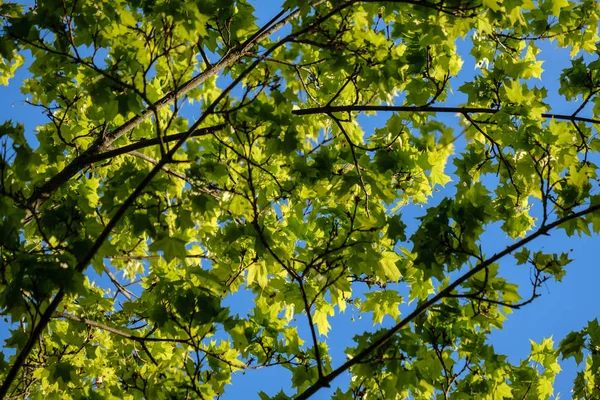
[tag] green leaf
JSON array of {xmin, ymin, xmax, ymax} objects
[
  {"xmin": 361, "ymin": 290, "xmax": 402, "ymax": 324},
  {"xmin": 550, "ymin": 0, "xmax": 569, "ymax": 16},
  {"xmin": 387, "ymin": 214, "xmax": 407, "ymax": 243},
  {"xmin": 559, "ymin": 331, "xmax": 586, "ymax": 364},
  {"xmin": 514, "ymin": 248, "xmax": 530, "ymax": 265},
  {"xmin": 246, "ymin": 261, "xmax": 268, "ymax": 288},
  {"xmin": 313, "ymin": 303, "xmax": 334, "ymax": 336},
  {"xmin": 378, "ymin": 251, "xmax": 401, "ymax": 281},
  {"xmin": 50, "ymin": 362, "xmax": 75, "ymax": 385},
  {"xmin": 504, "ymin": 81, "xmax": 524, "ymax": 103},
  {"xmin": 149, "ymin": 234, "xmax": 188, "ymax": 262},
  {"xmin": 493, "ymin": 382, "xmax": 513, "ymax": 400}
]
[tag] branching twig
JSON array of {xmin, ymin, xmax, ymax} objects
[
  {"xmin": 0, "ymin": 4, "xmax": 325, "ymax": 395},
  {"xmin": 292, "ymin": 105, "xmax": 600, "ymax": 125},
  {"xmin": 53, "ymin": 311, "xmax": 190, "ymax": 344},
  {"xmin": 103, "ymin": 264, "xmax": 135, "ymax": 301},
  {"xmin": 329, "ymin": 114, "xmax": 370, "ymax": 216},
  {"xmin": 296, "ymin": 202, "xmax": 600, "ymax": 399},
  {"xmin": 24, "ymin": 5, "xmax": 307, "ymax": 213}
]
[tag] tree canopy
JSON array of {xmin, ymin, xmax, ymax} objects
[{"xmin": 1, "ymin": 0, "xmax": 600, "ymax": 398}]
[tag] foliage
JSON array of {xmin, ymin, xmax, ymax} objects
[{"xmin": 0, "ymin": 0, "xmax": 600, "ymax": 398}]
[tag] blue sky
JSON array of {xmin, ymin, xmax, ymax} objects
[{"xmin": 0, "ymin": 1, "xmax": 599, "ymax": 399}]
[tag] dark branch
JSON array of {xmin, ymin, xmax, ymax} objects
[
  {"xmin": 54, "ymin": 312, "xmax": 190, "ymax": 344},
  {"xmin": 0, "ymin": 4, "xmax": 315, "ymax": 396},
  {"xmin": 296, "ymin": 202, "xmax": 600, "ymax": 399},
  {"xmin": 24, "ymin": 4, "xmax": 304, "ymax": 212},
  {"xmin": 87, "ymin": 125, "xmax": 225, "ymax": 164},
  {"xmin": 292, "ymin": 105, "xmax": 600, "ymax": 125}
]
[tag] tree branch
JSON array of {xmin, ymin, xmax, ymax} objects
[
  {"xmin": 24, "ymin": 4, "xmax": 304, "ymax": 211},
  {"xmin": 292, "ymin": 105, "xmax": 600, "ymax": 125},
  {"xmin": 329, "ymin": 114, "xmax": 370, "ymax": 216},
  {"xmin": 54, "ymin": 311, "xmax": 190, "ymax": 344},
  {"xmin": 55, "ymin": 312, "xmax": 253, "ymax": 371},
  {"xmin": 0, "ymin": 2, "xmax": 331, "ymax": 396},
  {"xmin": 124, "ymin": 150, "xmax": 187, "ymax": 181},
  {"xmin": 86, "ymin": 124, "xmax": 225, "ymax": 164},
  {"xmin": 103, "ymin": 264, "xmax": 135, "ymax": 302},
  {"xmin": 295, "ymin": 202, "xmax": 600, "ymax": 399}
]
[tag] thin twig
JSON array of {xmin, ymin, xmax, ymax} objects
[
  {"xmin": 103, "ymin": 264, "xmax": 135, "ymax": 301},
  {"xmin": 329, "ymin": 114, "xmax": 370, "ymax": 216}
]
